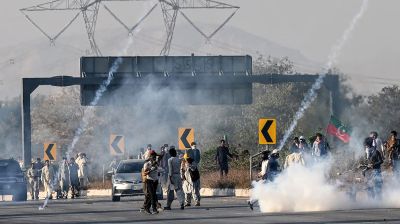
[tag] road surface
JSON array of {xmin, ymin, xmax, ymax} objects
[{"xmin": 0, "ymin": 196, "xmax": 399, "ymax": 223}]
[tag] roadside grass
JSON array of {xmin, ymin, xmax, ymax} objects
[{"xmin": 200, "ymin": 169, "xmax": 251, "ymax": 189}]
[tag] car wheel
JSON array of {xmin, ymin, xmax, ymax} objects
[
  {"xmin": 112, "ymin": 195, "xmax": 120, "ymax": 202},
  {"xmin": 111, "ymin": 188, "xmax": 120, "ymax": 202}
]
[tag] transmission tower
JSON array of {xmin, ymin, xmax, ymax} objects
[
  {"xmin": 159, "ymin": 0, "xmax": 239, "ymax": 55},
  {"xmin": 21, "ymin": 0, "xmax": 239, "ymax": 56}
]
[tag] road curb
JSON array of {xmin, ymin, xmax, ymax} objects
[
  {"xmin": 24, "ymin": 188, "xmax": 249, "ymax": 200},
  {"xmin": 87, "ymin": 188, "xmax": 250, "ymax": 197}
]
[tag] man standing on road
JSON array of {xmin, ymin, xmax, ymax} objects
[
  {"xmin": 68, "ymin": 157, "xmax": 80, "ymax": 199},
  {"xmin": 142, "ymin": 151, "xmax": 160, "ymax": 214},
  {"xmin": 159, "ymin": 144, "xmax": 170, "ymax": 196},
  {"xmin": 27, "ymin": 162, "xmax": 40, "ymax": 200},
  {"xmin": 164, "ymin": 146, "xmax": 185, "ymax": 210},
  {"xmin": 187, "ymin": 142, "xmax": 201, "ymax": 165},
  {"xmin": 59, "ymin": 157, "xmax": 70, "ymax": 199},
  {"xmin": 182, "ymin": 157, "xmax": 201, "ymax": 207},
  {"xmin": 41, "ymin": 160, "xmax": 54, "ymax": 200},
  {"xmin": 365, "ymin": 137, "xmax": 384, "ymax": 200},
  {"xmin": 215, "ymin": 139, "xmax": 234, "ymax": 178},
  {"xmin": 370, "ymin": 131, "xmax": 385, "ymax": 157},
  {"xmin": 76, "ymin": 153, "xmax": 89, "ymax": 193}
]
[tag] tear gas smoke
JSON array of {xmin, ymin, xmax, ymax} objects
[
  {"xmin": 251, "ymin": 161, "xmax": 400, "ymax": 213},
  {"xmin": 67, "ymin": 0, "xmax": 156, "ymax": 158},
  {"xmin": 67, "ymin": 38, "xmax": 132, "ymax": 158},
  {"xmin": 250, "ymin": 0, "xmax": 384, "ymax": 214},
  {"xmin": 39, "ymin": 1, "xmax": 155, "ymax": 210},
  {"xmin": 278, "ymin": 0, "xmax": 369, "ymax": 151}
]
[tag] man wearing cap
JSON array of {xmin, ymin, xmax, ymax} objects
[
  {"xmin": 143, "ymin": 150, "xmax": 160, "ymax": 214},
  {"xmin": 266, "ymin": 150, "xmax": 281, "ymax": 181},
  {"xmin": 182, "ymin": 157, "xmax": 201, "ymax": 207}
]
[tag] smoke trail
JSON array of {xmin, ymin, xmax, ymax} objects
[
  {"xmin": 38, "ymin": 0, "xmax": 156, "ymax": 210},
  {"xmin": 39, "ymin": 38, "xmax": 132, "ymax": 211},
  {"xmin": 277, "ymin": 0, "xmax": 369, "ymax": 150}
]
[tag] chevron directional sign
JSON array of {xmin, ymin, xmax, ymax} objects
[
  {"xmin": 110, "ymin": 134, "xmax": 125, "ymax": 156},
  {"xmin": 259, "ymin": 119, "xmax": 276, "ymax": 145},
  {"xmin": 178, "ymin": 128, "xmax": 194, "ymax": 150}
]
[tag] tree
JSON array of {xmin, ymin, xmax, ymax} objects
[{"xmin": 0, "ymin": 97, "xmax": 21, "ymax": 159}]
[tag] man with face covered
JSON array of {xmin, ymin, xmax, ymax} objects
[{"xmin": 186, "ymin": 142, "xmax": 201, "ymax": 165}]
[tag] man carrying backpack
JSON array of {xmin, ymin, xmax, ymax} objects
[{"xmin": 182, "ymin": 157, "xmax": 201, "ymax": 207}]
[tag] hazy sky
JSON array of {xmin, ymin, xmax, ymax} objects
[{"xmin": 1, "ymin": 0, "xmax": 399, "ymax": 93}]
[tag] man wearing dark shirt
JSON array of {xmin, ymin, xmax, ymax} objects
[
  {"xmin": 365, "ymin": 137, "xmax": 384, "ymax": 200},
  {"xmin": 215, "ymin": 139, "xmax": 233, "ymax": 178}
]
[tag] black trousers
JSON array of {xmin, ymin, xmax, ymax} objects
[
  {"xmin": 144, "ymin": 179, "xmax": 158, "ymax": 210},
  {"xmin": 219, "ymin": 163, "xmax": 229, "ymax": 177}
]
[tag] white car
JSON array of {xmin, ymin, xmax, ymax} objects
[{"xmin": 111, "ymin": 159, "xmax": 162, "ymax": 202}]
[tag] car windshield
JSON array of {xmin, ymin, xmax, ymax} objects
[
  {"xmin": 116, "ymin": 162, "xmax": 144, "ymax": 173},
  {"xmin": 0, "ymin": 161, "xmax": 22, "ymax": 177}
]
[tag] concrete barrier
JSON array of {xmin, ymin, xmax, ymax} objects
[{"xmin": 200, "ymin": 188, "xmax": 250, "ymax": 197}]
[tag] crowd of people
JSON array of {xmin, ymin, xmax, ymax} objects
[
  {"xmin": 139, "ymin": 142, "xmax": 202, "ymax": 215},
  {"xmin": 26, "ymin": 152, "xmax": 90, "ymax": 200}
]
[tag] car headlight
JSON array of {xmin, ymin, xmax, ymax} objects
[{"xmin": 113, "ymin": 179, "xmax": 122, "ymax": 184}]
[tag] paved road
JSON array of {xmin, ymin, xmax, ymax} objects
[{"xmin": 0, "ymin": 196, "xmax": 400, "ymax": 224}]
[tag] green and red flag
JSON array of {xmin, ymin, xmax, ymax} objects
[{"xmin": 327, "ymin": 116, "xmax": 351, "ymax": 143}]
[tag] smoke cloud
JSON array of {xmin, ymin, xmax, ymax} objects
[
  {"xmin": 251, "ymin": 160, "xmax": 400, "ymax": 213},
  {"xmin": 278, "ymin": 0, "xmax": 370, "ymax": 150}
]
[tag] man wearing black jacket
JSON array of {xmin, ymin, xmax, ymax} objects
[
  {"xmin": 365, "ymin": 137, "xmax": 384, "ymax": 200},
  {"xmin": 215, "ymin": 139, "xmax": 233, "ymax": 178}
]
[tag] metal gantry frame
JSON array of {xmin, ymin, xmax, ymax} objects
[
  {"xmin": 20, "ymin": 0, "xmax": 239, "ymax": 56},
  {"xmin": 21, "ymin": 74, "xmax": 340, "ymax": 168}
]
